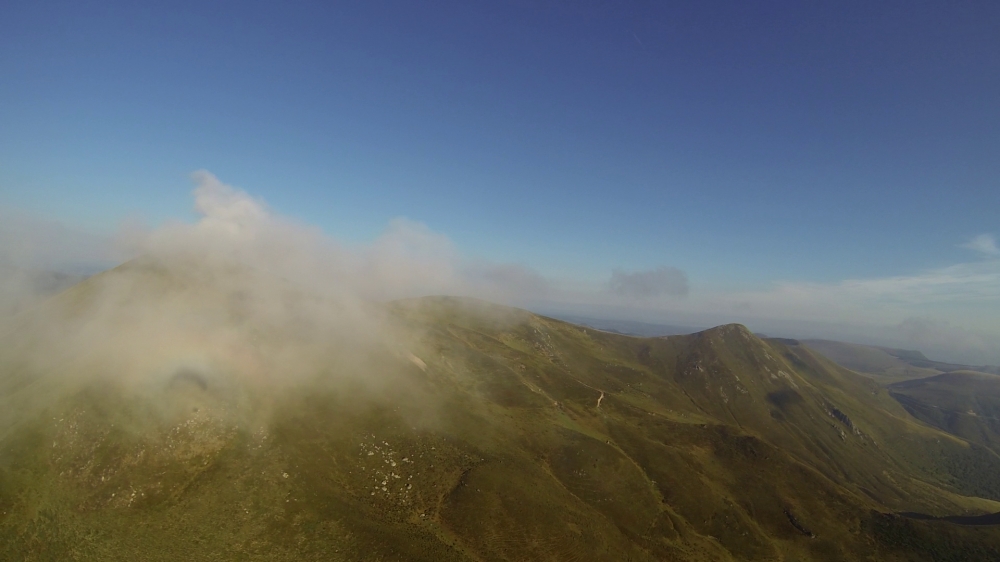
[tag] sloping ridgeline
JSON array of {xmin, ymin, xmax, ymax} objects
[
  {"xmin": 2, "ymin": 264, "xmax": 1000, "ymax": 560},
  {"xmin": 890, "ymin": 371, "xmax": 1000, "ymax": 461}
]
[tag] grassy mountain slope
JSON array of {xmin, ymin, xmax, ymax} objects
[
  {"xmin": 890, "ymin": 371, "xmax": 1000, "ymax": 456},
  {"xmin": 801, "ymin": 340, "xmax": 943, "ymax": 384},
  {"xmin": 2, "ymin": 264, "xmax": 1000, "ymax": 561}
]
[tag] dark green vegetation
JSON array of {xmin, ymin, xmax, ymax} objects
[{"xmin": 3, "ymin": 266, "xmax": 1000, "ymax": 560}]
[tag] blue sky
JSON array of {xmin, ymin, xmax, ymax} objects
[{"xmin": 1, "ymin": 1, "xmax": 999, "ymax": 361}]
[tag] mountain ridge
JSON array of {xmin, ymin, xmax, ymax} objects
[
  {"xmin": 803, "ymin": 339, "xmax": 1000, "ymax": 385},
  {"xmin": 2, "ymin": 266, "xmax": 1000, "ymax": 560}
]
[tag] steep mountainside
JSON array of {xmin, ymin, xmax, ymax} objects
[{"xmin": 2, "ymin": 263, "xmax": 1000, "ymax": 561}]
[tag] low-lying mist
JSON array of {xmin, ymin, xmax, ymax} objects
[{"xmin": 0, "ymin": 172, "xmax": 541, "ymax": 435}]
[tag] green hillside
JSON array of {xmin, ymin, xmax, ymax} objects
[
  {"xmin": 890, "ymin": 371, "xmax": 1000, "ymax": 457},
  {"xmin": 3, "ymin": 263, "xmax": 1000, "ymax": 561}
]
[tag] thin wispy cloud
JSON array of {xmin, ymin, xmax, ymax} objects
[
  {"xmin": 682, "ymin": 254, "xmax": 1000, "ymax": 363},
  {"xmin": 547, "ymin": 245, "xmax": 1000, "ymax": 364},
  {"xmin": 773, "ymin": 261, "xmax": 1000, "ymax": 307},
  {"xmin": 715, "ymin": 259, "xmax": 1000, "ymax": 333},
  {"xmin": 962, "ymin": 233, "xmax": 1000, "ymax": 258}
]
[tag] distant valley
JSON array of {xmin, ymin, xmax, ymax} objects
[{"xmin": 802, "ymin": 339, "xmax": 1000, "ymax": 385}]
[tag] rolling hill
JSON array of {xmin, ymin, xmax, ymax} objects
[
  {"xmin": 890, "ymin": 371, "xmax": 1000, "ymax": 457},
  {"xmin": 803, "ymin": 339, "xmax": 999, "ymax": 385},
  {"xmin": 2, "ymin": 260, "xmax": 1000, "ymax": 560}
]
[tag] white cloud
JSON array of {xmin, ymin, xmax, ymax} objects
[
  {"xmin": 961, "ymin": 233, "xmax": 1000, "ymax": 258},
  {"xmin": 128, "ymin": 171, "xmax": 550, "ymax": 305},
  {"xmin": 0, "ymin": 171, "xmax": 564, "ymax": 432}
]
